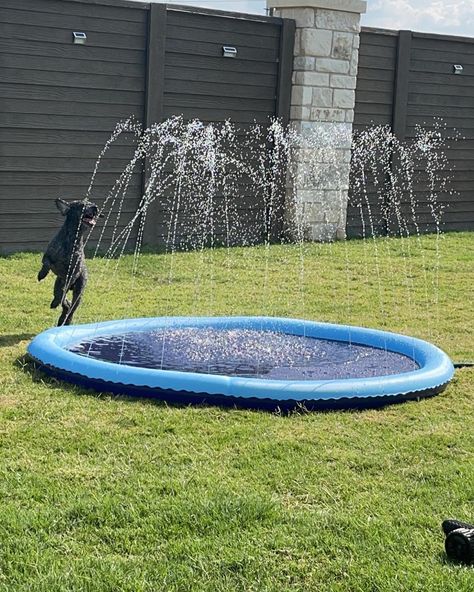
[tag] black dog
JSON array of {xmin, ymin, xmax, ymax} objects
[{"xmin": 38, "ymin": 198, "xmax": 101, "ymax": 326}]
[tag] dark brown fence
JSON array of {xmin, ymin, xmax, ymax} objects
[
  {"xmin": 0, "ymin": 0, "xmax": 294, "ymax": 253},
  {"xmin": 348, "ymin": 27, "xmax": 474, "ymax": 237},
  {"xmin": 2, "ymin": 2, "xmax": 473, "ymax": 252}
]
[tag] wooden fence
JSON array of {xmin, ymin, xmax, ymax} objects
[
  {"xmin": 0, "ymin": 0, "xmax": 294, "ymax": 253},
  {"xmin": 348, "ymin": 27, "xmax": 474, "ymax": 237},
  {"xmin": 1, "ymin": 2, "xmax": 473, "ymax": 252}
]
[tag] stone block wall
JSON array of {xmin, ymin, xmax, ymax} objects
[{"xmin": 268, "ymin": 0, "xmax": 366, "ymax": 241}]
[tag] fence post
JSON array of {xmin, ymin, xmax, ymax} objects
[
  {"xmin": 385, "ymin": 30, "xmax": 412, "ymax": 234},
  {"xmin": 276, "ymin": 19, "xmax": 296, "ymax": 126},
  {"xmin": 392, "ymin": 30, "xmax": 412, "ymax": 140},
  {"xmin": 142, "ymin": 3, "xmax": 167, "ymax": 248},
  {"xmin": 271, "ymin": 18, "xmax": 296, "ymax": 241}
]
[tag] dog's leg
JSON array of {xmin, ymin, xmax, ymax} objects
[
  {"xmin": 58, "ymin": 300, "xmax": 71, "ymax": 326},
  {"xmin": 50, "ymin": 276, "xmax": 70, "ymax": 308},
  {"xmin": 51, "ymin": 276, "xmax": 68, "ymax": 309},
  {"xmin": 38, "ymin": 257, "xmax": 51, "ymax": 281},
  {"xmin": 60, "ymin": 275, "xmax": 87, "ymax": 326},
  {"xmin": 55, "ymin": 276, "xmax": 72, "ymax": 326}
]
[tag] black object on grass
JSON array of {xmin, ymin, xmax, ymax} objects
[
  {"xmin": 442, "ymin": 520, "xmax": 474, "ymax": 564},
  {"xmin": 445, "ymin": 529, "xmax": 474, "ymax": 563},
  {"xmin": 442, "ymin": 519, "xmax": 474, "ymax": 535}
]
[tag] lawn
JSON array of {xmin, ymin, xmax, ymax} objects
[{"xmin": 0, "ymin": 232, "xmax": 473, "ymax": 591}]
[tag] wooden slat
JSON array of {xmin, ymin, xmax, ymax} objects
[
  {"xmin": 408, "ymin": 73, "xmax": 474, "ymax": 90},
  {"xmin": 352, "ymin": 80, "xmax": 394, "ymax": 94},
  {"xmin": 0, "ymin": 7, "xmax": 147, "ymax": 37},
  {"xmin": 0, "ymin": 113, "xmax": 141, "ymax": 132},
  {"xmin": 0, "ymin": 172, "xmax": 142, "ymax": 186},
  {"xmin": 406, "ymin": 116, "xmax": 474, "ymax": 131},
  {"xmin": 410, "ymin": 59, "xmax": 474, "ymax": 75},
  {"xmin": 0, "ymin": 38, "xmax": 145, "ymax": 65},
  {"xmin": 359, "ymin": 31, "xmax": 398, "ymax": 47},
  {"xmin": 353, "ymin": 114, "xmax": 394, "ymax": 126},
  {"xmin": 1, "ymin": 99, "xmax": 143, "ymax": 119},
  {"xmin": 165, "ymin": 38, "xmax": 279, "ymax": 63},
  {"xmin": 407, "ymin": 104, "xmax": 474, "ymax": 120},
  {"xmin": 166, "ymin": 9, "xmax": 280, "ymax": 38},
  {"xmin": 165, "ymin": 52, "xmax": 278, "ymax": 76},
  {"xmin": 411, "ymin": 48, "xmax": 474, "ymax": 66},
  {"xmin": 0, "ymin": 211, "xmax": 140, "ymax": 229},
  {"xmin": 0, "ymin": 156, "xmax": 141, "ymax": 173},
  {"xmin": 165, "ymin": 65, "xmax": 277, "ymax": 88},
  {"xmin": 0, "ymin": 22, "xmax": 146, "ymax": 51},
  {"xmin": 0, "ymin": 143, "xmax": 139, "ymax": 159},
  {"xmin": 161, "ymin": 108, "xmax": 275, "ymax": 123},
  {"xmin": 1, "ymin": 185, "xmax": 142, "ymax": 200},
  {"xmin": 3, "ymin": 53, "xmax": 144, "ymax": 78},
  {"xmin": 166, "ymin": 78, "xmax": 276, "ymax": 100},
  {"xmin": 408, "ymin": 92, "xmax": 474, "ymax": 109},
  {"xmin": 163, "ymin": 93, "xmax": 275, "ymax": 113},
  {"xmin": 0, "ymin": 195, "xmax": 267, "ymax": 214},
  {"xmin": 356, "ymin": 70, "xmax": 395, "ymax": 82},
  {"xmin": 359, "ymin": 43, "xmax": 396, "ymax": 59},
  {"xmin": 1, "ymin": 0, "xmax": 148, "ymax": 20},
  {"xmin": 0, "ymin": 83, "xmax": 144, "ymax": 106},
  {"xmin": 0, "ymin": 128, "xmax": 141, "ymax": 146},
  {"xmin": 0, "ymin": 226, "xmax": 139, "ymax": 244},
  {"xmin": 353, "ymin": 102, "xmax": 393, "ymax": 115},
  {"xmin": 166, "ymin": 24, "xmax": 279, "ymax": 50},
  {"xmin": 0, "ymin": 67, "xmax": 144, "ymax": 92},
  {"xmin": 411, "ymin": 32, "xmax": 474, "ymax": 50},
  {"xmin": 357, "ymin": 55, "xmax": 396, "ymax": 71}
]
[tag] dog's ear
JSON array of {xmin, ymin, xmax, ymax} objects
[{"xmin": 55, "ymin": 198, "xmax": 70, "ymax": 216}]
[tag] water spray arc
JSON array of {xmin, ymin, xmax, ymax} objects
[{"xmin": 28, "ymin": 116, "xmax": 455, "ymax": 410}]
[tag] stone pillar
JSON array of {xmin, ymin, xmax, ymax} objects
[{"xmin": 268, "ymin": 0, "xmax": 367, "ymax": 241}]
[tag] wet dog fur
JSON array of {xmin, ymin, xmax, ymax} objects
[{"xmin": 38, "ymin": 198, "xmax": 100, "ymax": 325}]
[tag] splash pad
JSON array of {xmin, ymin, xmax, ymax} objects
[
  {"xmin": 28, "ymin": 117, "xmax": 455, "ymax": 410},
  {"xmin": 28, "ymin": 317, "xmax": 454, "ymax": 410}
]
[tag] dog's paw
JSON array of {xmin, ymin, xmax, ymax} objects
[
  {"xmin": 37, "ymin": 266, "xmax": 49, "ymax": 281},
  {"xmin": 50, "ymin": 299, "xmax": 60, "ymax": 309}
]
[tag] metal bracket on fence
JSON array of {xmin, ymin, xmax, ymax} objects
[
  {"xmin": 73, "ymin": 32, "xmax": 87, "ymax": 45},
  {"xmin": 222, "ymin": 46, "xmax": 237, "ymax": 58},
  {"xmin": 453, "ymin": 64, "xmax": 463, "ymax": 74}
]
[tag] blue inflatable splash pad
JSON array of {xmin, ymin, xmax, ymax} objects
[{"xmin": 27, "ymin": 316, "xmax": 454, "ymax": 410}]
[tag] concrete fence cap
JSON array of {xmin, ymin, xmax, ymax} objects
[{"xmin": 267, "ymin": 0, "xmax": 367, "ymax": 14}]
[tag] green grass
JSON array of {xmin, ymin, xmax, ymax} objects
[{"xmin": 0, "ymin": 232, "xmax": 473, "ymax": 591}]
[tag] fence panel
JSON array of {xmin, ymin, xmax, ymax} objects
[
  {"xmin": 0, "ymin": 0, "xmax": 294, "ymax": 254},
  {"xmin": 349, "ymin": 27, "xmax": 474, "ymax": 238},
  {"xmin": 0, "ymin": 0, "xmax": 147, "ymax": 253},
  {"xmin": 143, "ymin": 5, "xmax": 293, "ymax": 248},
  {"xmin": 347, "ymin": 29, "xmax": 397, "ymax": 238},
  {"xmin": 405, "ymin": 32, "xmax": 474, "ymax": 233}
]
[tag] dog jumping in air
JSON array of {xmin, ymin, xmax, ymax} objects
[{"xmin": 38, "ymin": 198, "xmax": 101, "ymax": 326}]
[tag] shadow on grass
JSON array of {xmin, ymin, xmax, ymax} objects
[
  {"xmin": 16, "ymin": 349, "xmax": 398, "ymax": 417},
  {"xmin": 14, "ymin": 354, "xmax": 322, "ymax": 417},
  {"xmin": 436, "ymin": 550, "xmax": 472, "ymax": 568},
  {"xmin": 15, "ymin": 352, "xmax": 400, "ymax": 416},
  {"xmin": 14, "ymin": 353, "xmax": 244, "ymax": 414},
  {"xmin": 0, "ymin": 333, "xmax": 36, "ymax": 348}
]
